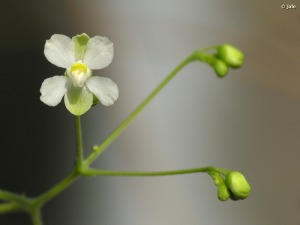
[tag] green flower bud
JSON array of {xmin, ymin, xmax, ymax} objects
[
  {"xmin": 208, "ymin": 172, "xmax": 230, "ymax": 201},
  {"xmin": 217, "ymin": 44, "xmax": 244, "ymax": 68},
  {"xmin": 217, "ymin": 183, "xmax": 230, "ymax": 201},
  {"xmin": 225, "ymin": 171, "xmax": 250, "ymax": 199},
  {"xmin": 212, "ymin": 59, "xmax": 228, "ymax": 77}
]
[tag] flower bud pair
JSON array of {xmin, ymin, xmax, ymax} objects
[
  {"xmin": 216, "ymin": 44, "xmax": 244, "ymax": 68},
  {"xmin": 213, "ymin": 44, "xmax": 244, "ymax": 77},
  {"xmin": 209, "ymin": 172, "xmax": 230, "ymax": 201},
  {"xmin": 209, "ymin": 170, "xmax": 250, "ymax": 201}
]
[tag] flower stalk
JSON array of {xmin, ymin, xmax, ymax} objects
[
  {"xmin": 74, "ymin": 116, "xmax": 84, "ymax": 167},
  {"xmin": 81, "ymin": 166, "xmax": 219, "ymax": 177}
]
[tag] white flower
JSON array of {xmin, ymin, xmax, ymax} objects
[{"xmin": 40, "ymin": 33, "xmax": 119, "ymax": 115}]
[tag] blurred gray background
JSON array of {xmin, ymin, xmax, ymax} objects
[{"xmin": 1, "ymin": 0, "xmax": 300, "ymax": 224}]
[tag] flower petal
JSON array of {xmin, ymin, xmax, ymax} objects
[
  {"xmin": 40, "ymin": 76, "xmax": 71, "ymax": 106},
  {"xmin": 83, "ymin": 36, "xmax": 114, "ymax": 70},
  {"xmin": 86, "ymin": 76, "xmax": 119, "ymax": 106},
  {"xmin": 64, "ymin": 86, "xmax": 93, "ymax": 115},
  {"xmin": 44, "ymin": 34, "xmax": 75, "ymax": 68}
]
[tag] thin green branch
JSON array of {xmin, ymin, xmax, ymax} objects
[
  {"xmin": 0, "ymin": 202, "xmax": 22, "ymax": 214},
  {"xmin": 0, "ymin": 190, "xmax": 28, "ymax": 207},
  {"xmin": 84, "ymin": 53, "xmax": 198, "ymax": 167},
  {"xmin": 32, "ymin": 171, "xmax": 79, "ymax": 208},
  {"xmin": 81, "ymin": 166, "xmax": 222, "ymax": 177},
  {"xmin": 29, "ymin": 116, "xmax": 85, "ymax": 209}
]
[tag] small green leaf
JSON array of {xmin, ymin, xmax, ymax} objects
[
  {"xmin": 64, "ymin": 86, "xmax": 93, "ymax": 115},
  {"xmin": 72, "ymin": 33, "xmax": 90, "ymax": 61}
]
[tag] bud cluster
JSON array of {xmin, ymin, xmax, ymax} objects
[
  {"xmin": 209, "ymin": 170, "xmax": 250, "ymax": 201},
  {"xmin": 192, "ymin": 44, "xmax": 244, "ymax": 78},
  {"xmin": 213, "ymin": 44, "xmax": 244, "ymax": 77}
]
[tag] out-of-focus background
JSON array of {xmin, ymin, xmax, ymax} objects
[{"xmin": 1, "ymin": 0, "xmax": 300, "ymax": 224}]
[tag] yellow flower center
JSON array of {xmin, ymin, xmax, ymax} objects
[
  {"xmin": 69, "ymin": 61, "xmax": 89, "ymax": 87},
  {"xmin": 70, "ymin": 61, "xmax": 88, "ymax": 76}
]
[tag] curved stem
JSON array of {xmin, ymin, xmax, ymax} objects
[{"xmin": 84, "ymin": 53, "xmax": 196, "ymax": 166}]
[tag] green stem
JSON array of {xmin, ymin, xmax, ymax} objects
[
  {"xmin": 0, "ymin": 202, "xmax": 21, "ymax": 214},
  {"xmin": 74, "ymin": 116, "xmax": 84, "ymax": 166},
  {"xmin": 0, "ymin": 190, "xmax": 28, "ymax": 207},
  {"xmin": 84, "ymin": 53, "xmax": 197, "ymax": 166},
  {"xmin": 81, "ymin": 166, "xmax": 222, "ymax": 177},
  {"xmin": 23, "ymin": 116, "xmax": 85, "ymax": 224},
  {"xmin": 30, "ymin": 208, "xmax": 42, "ymax": 225},
  {"xmin": 32, "ymin": 171, "xmax": 78, "ymax": 208}
]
